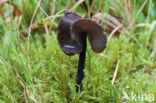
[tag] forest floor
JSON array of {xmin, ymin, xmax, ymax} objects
[{"xmin": 0, "ymin": 0, "xmax": 156, "ymax": 103}]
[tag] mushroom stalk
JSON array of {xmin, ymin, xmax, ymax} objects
[{"xmin": 76, "ymin": 34, "xmax": 87, "ymax": 92}]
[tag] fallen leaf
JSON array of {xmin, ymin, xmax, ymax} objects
[
  {"xmin": 92, "ymin": 13, "xmax": 127, "ymax": 35},
  {"xmin": 0, "ymin": 0, "xmax": 22, "ymax": 18}
]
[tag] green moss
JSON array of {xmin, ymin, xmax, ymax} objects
[{"xmin": 0, "ymin": 0, "xmax": 156, "ymax": 102}]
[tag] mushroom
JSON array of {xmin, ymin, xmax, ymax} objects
[{"xmin": 57, "ymin": 12, "xmax": 107, "ymax": 92}]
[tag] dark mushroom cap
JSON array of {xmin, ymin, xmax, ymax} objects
[
  {"xmin": 70, "ymin": 19, "xmax": 107, "ymax": 53},
  {"xmin": 57, "ymin": 12, "xmax": 82, "ymax": 55}
]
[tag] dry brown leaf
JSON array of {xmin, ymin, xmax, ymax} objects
[
  {"xmin": 92, "ymin": 13, "xmax": 126, "ymax": 35},
  {"xmin": 0, "ymin": 0, "xmax": 22, "ymax": 18},
  {"xmin": 105, "ymin": 14, "xmax": 130, "ymax": 35},
  {"xmin": 0, "ymin": 0, "xmax": 22, "ymax": 31},
  {"xmin": 104, "ymin": 14, "xmax": 123, "ymax": 27}
]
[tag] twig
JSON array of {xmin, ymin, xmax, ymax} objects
[
  {"xmin": 125, "ymin": 0, "xmax": 131, "ymax": 23},
  {"xmin": 98, "ymin": 0, "xmax": 102, "ymax": 12},
  {"xmin": 44, "ymin": 23, "xmax": 50, "ymax": 36},
  {"xmin": 48, "ymin": 9, "xmax": 66, "ymax": 20},
  {"xmin": 51, "ymin": 0, "xmax": 56, "ymax": 15},
  {"xmin": 70, "ymin": 0, "xmax": 85, "ymax": 12},
  {"xmin": 27, "ymin": 0, "xmax": 41, "ymax": 67},
  {"xmin": 127, "ymin": 0, "xmax": 148, "ymax": 30},
  {"xmin": 89, "ymin": 0, "xmax": 94, "ymax": 14},
  {"xmin": 135, "ymin": 23, "xmax": 151, "ymax": 28},
  {"xmin": 65, "ymin": 0, "xmax": 71, "ymax": 9},
  {"xmin": 48, "ymin": 9, "xmax": 66, "ymax": 33},
  {"xmin": 108, "ymin": 24, "xmax": 123, "ymax": 43},
  {"xmin": 10, "ymin": 60, "xmax": 26, "ymax": 89},
  {"xmin": 112, "ymin": 60, "xmax": 120, "ymax": 85}
]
